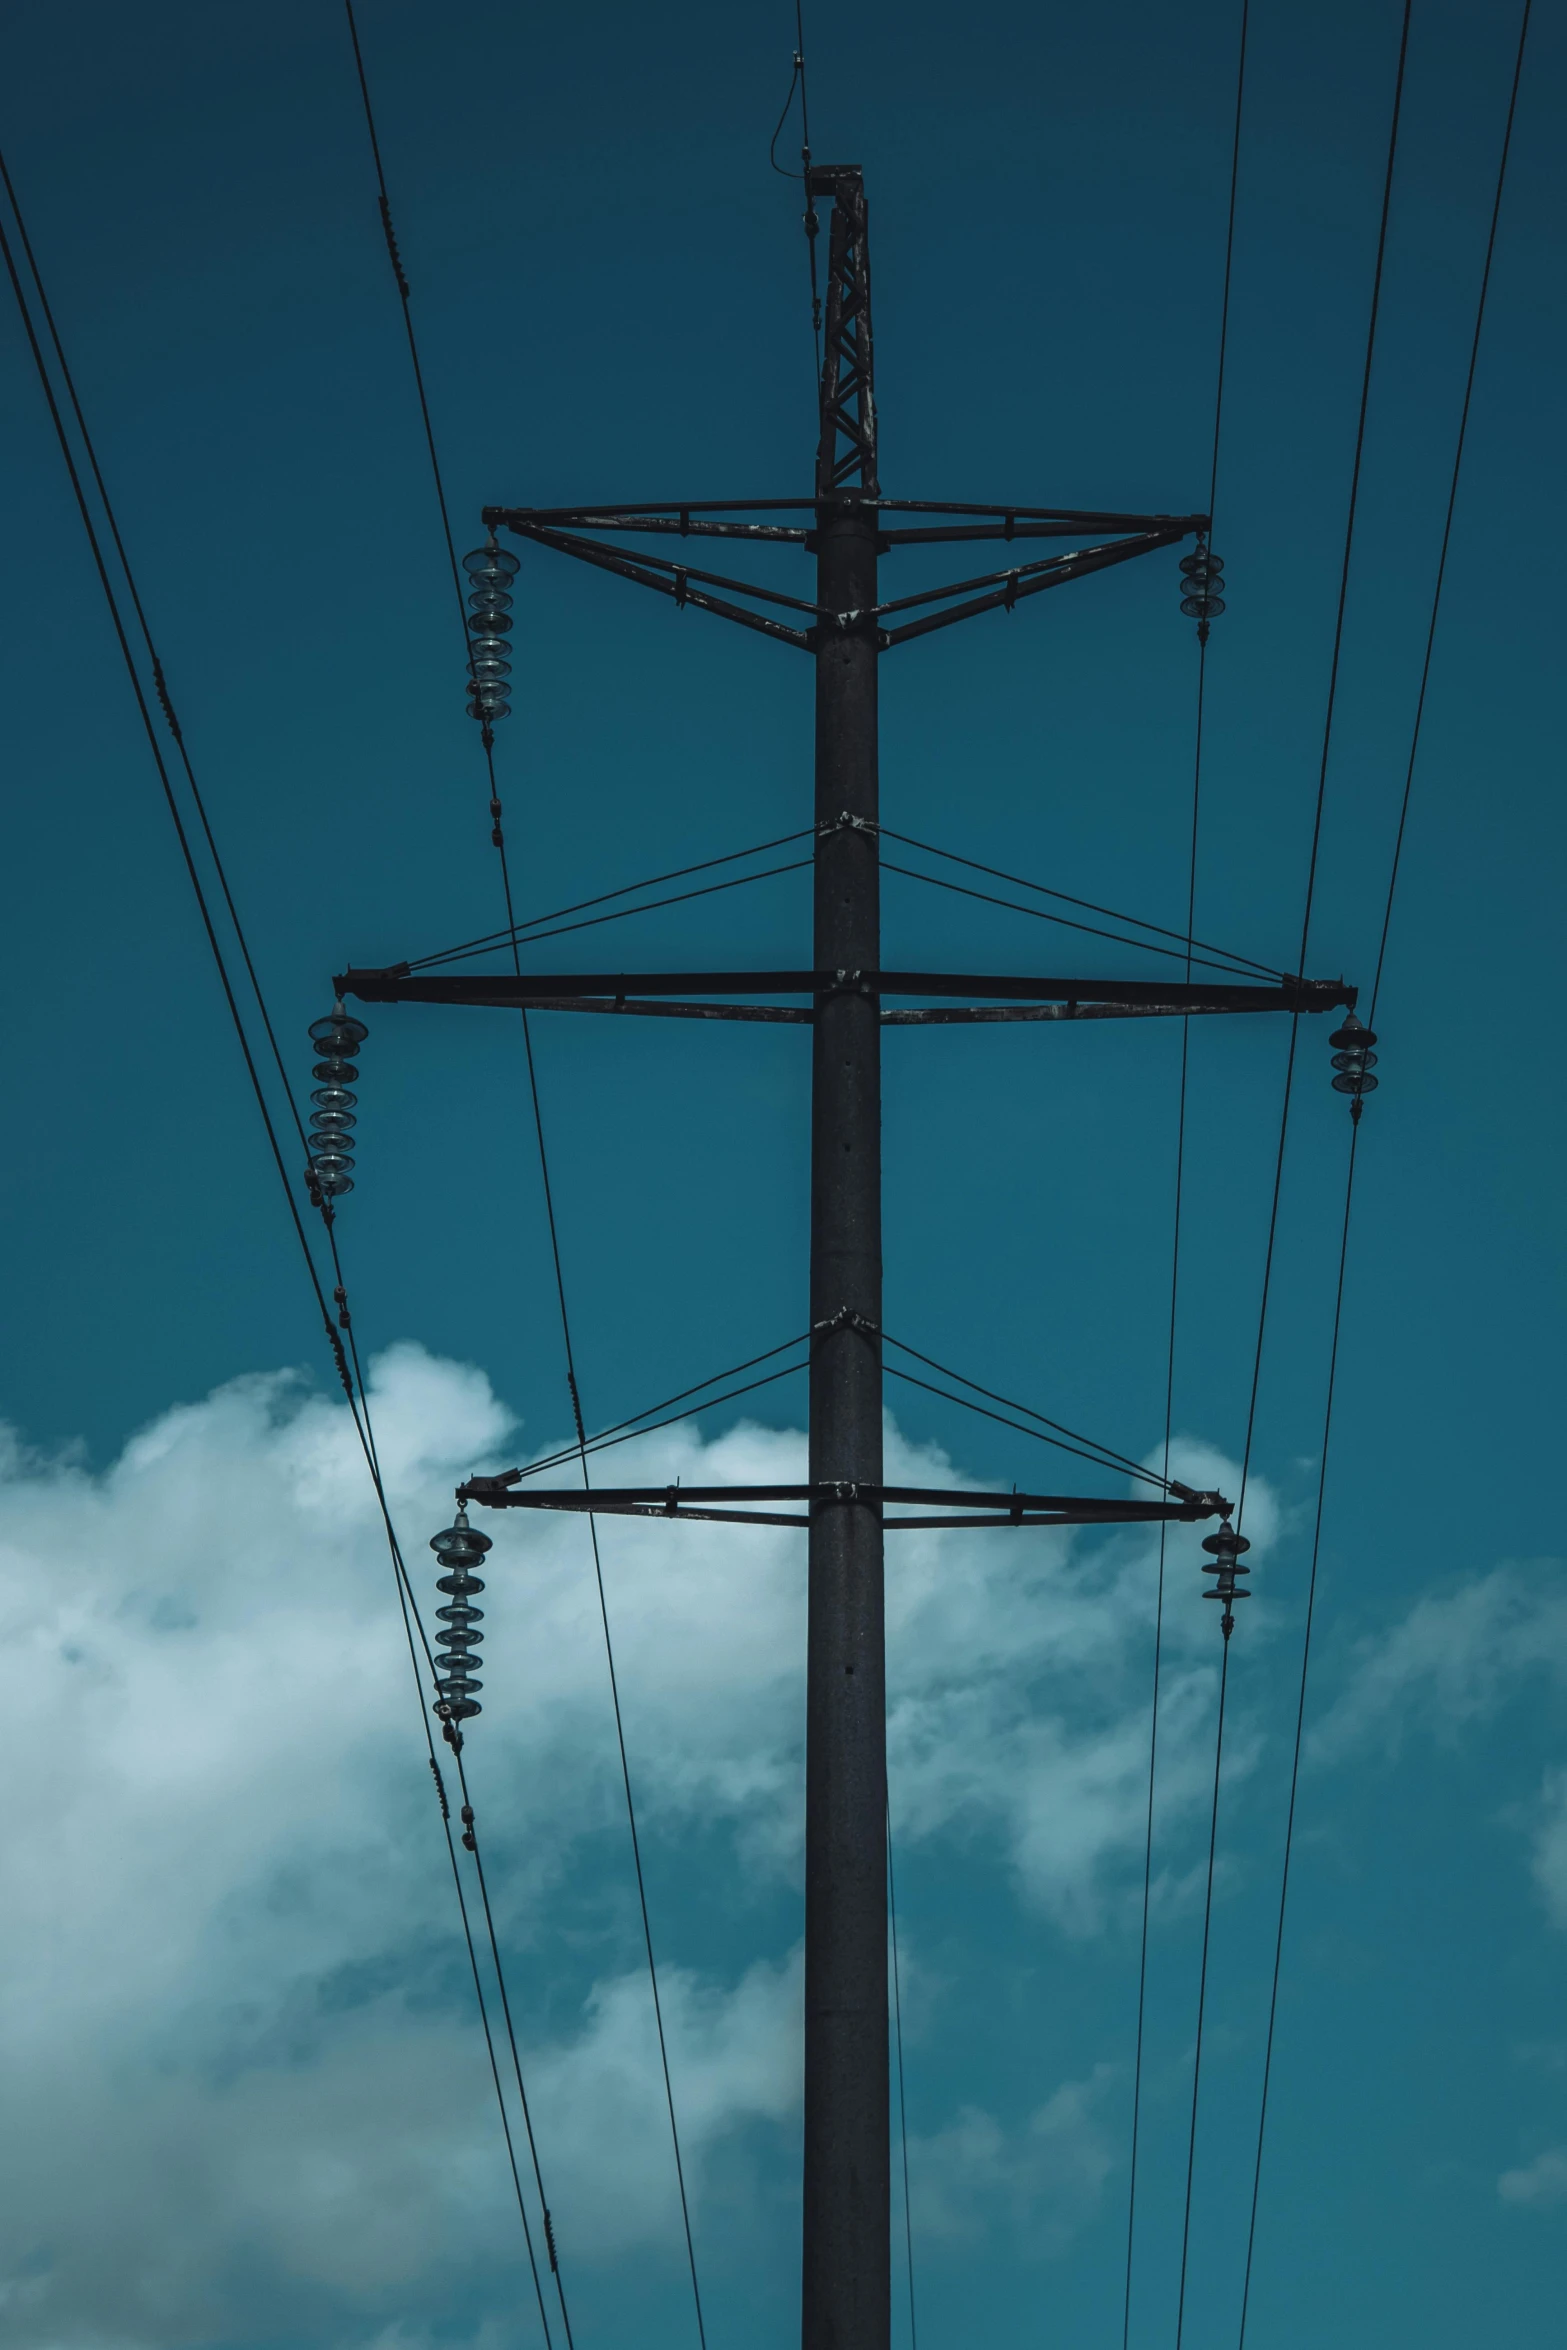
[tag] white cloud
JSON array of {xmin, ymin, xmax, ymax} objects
[
  {"xmin": 1531, "ymin": 1771, "xmax": 1567, "ymax": 1931},
  {"xmin": 0, "ymin": 1344, "xmax": 1263, "ymax": 2342},
  {"xmin": 1498, "ymin": 2147, "xmax": 1567, "ymax": 2209},
  {"xmin": 1306, "ymin": 1564, "xmax": 1567, "ymax": 1944},
  {"xmin": 1309, "ymin": 1563, "xmax": 1567, "ymax": 1766},
  {"xmin": 907, "ymin": 2066, "xmax": 1117, "ymax": 2253},
  {"xmin": 530, "ymin": 1952, "xmax": 803, "ymax": 2254}
]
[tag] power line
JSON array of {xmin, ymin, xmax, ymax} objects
[
  {"xmin": 339, "ymin": 7, "xmax": 710, "ymax": 2332},
  {"xmin": 1236, "ymin": 0, "xmax": 1413, "ymax": 1527},
  {"xmin": 0, "ymin": 152, "xmax": 313, "ymax": 1170},
  {"xmin": 1235, "ymin": 14, "xmax": 1534, "ymax": 2339},
  {"xmin": 1173, "ymin": 1637, "xmax": 1232, "ymax": 2350},
  {"xmin": 1171, "ymin": 8, "xmax": 1413, "ymax": 2338},
  {"xmin": 1232, "ymin": 1126, "xmax": 1358, "ymax": 2348},
  {"xmin": 768, "ymin": 0, "xmax": 822, "ymax": 368},
  {"xmin": 1123, "ymin": 19, "xmax": 1249, "ymax": 2339},
  {"xmin": 520, "ymin": 1020, "xmax": 711, "ymax": 2350},
  {"xmin": 1124, "ymin": 570, "xmax": 1217, "ymax": 2350},
  {"xmin": 320, "ymin": 1247, "xmax": 570, "ymax": 2344},
  {"xmin": 0, "ymin": 138, "xmax": 562, "ymax": 2342},
  {"xmin": 1369, "ymin": 0, "xmax": 1532, "ymax": 1028},
  {"xmin": 888, "ymin": 1809, "xmax": 918, "ymax": 2350}
]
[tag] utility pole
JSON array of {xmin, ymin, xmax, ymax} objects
[
  {"xmin": 803, "ymin": 169, "xmax": 888, "ymax": 2350},
  {"xmin": 335, "ymin": 164, "xmax": 1354, "ymax": 2350}
]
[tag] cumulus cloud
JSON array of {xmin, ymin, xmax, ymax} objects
[
  {"xmin": 1498, "ymin": 2147, "xmax": 1567, "ymax": 2209},
  {"xmin": 1308, "ymin": 1564, "xmax": 1567, "ymax": 1766},
  {"xmin": 907, "ymin": 2066, "xmax": 1118, "ymax": 2253},
  {"xmin": 1530, "ymin": 1771, "xmax": 1567, "ymax": 1931},
  {"xmin": 1304, "ymin": 1561, "xmax": 1567, "ymax": 1954},
  {"xmin": 0, "ymin": 1345, "xmax": 1263, "ymax": 2343}
]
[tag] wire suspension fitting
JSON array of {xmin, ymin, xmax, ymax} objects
[
  {"xmin": 1329, "ymin": 1012, "xmax": 1378, "ymax": 1123},
  {"xmin": 378, "ymin": 193, "xmax": 411, "ymax": 300},
  {"xmin": 304, "ymin": 1001, "xmax": 367, "ymax": 1205},
  {"xmin": 430, "ymin": 1505, "xmax": 491, "ymax": 1727},
  {"xmin": 150, "ymin": 653, "xmax": 183, "ymax": 742}
]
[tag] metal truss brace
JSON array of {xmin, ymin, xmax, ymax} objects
[
  {"xmin": 810, "ymin": 166, "xmax": 878, "ymax": 497},
  {"xmin": 487, "ymin": 510, "xmax": 1202, "ymax": 653},
  {"xmin": 876, "ymin": 528, "xmax": 1190, "ymax": 646}
]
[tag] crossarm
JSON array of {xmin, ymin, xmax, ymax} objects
[{"xmin": 338, "ymin": 966, "xmax": 1355, "ymax": 1015}]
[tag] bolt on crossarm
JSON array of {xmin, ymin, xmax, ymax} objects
[{"xmin": 804, "ymin": 162, "xmax": 889, "ymax": 2350}]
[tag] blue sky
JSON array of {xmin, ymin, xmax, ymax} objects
[{"xmin": 0, "ymin": 1, "xmax": 1563, "ymax": 2346}]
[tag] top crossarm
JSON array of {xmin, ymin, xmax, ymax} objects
[
  {"xmin": 481, "ymin": 510, "xmax": 1208, "ymax": 652},
  {"xmin": 337, "ymin": 965, "xmax": 1356, "ymax": 1019},
  {"xmin": 481, "ymin": 497, "xmax": 1210, "ymax": 546}
]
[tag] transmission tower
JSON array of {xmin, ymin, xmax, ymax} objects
[{"xmin": 338, "ymin": 166, "xmax": 1353, "ymax": 2350}]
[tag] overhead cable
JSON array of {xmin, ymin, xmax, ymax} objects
[
  {"xmin": 1236, "ymin": 13, "xmax": 1534, "ymax": 2341},
  {"xmin": 1235, "ymin": 0, "xmax": 1413, "ymax": 1530},
  {"xmin": 1368, "ymin": 2, "xmax": 1532, "ymax": 1027},
  {"xmin": 1173, "ymin": 9, "xmax": 1414, "ymax": 2342},
  {"xmin": 768, "ymin": 0, "xmax": 823, "ymax": 367},
  {"xmin": 888, "ymin": 1809, "xmax": 919, "ymax": 2350},
  {"xmin": 519, "ymin": 1024, "xmax": 711, "ymax": 2350},
  {"xmin": 339, "ymin": 8, "xmax": 709, "ymax": 2334},
  {"xmin": 1173, "ymin": 1638, "xmax": 1233, "ymax": 2350},
  {"xmin": 0, "ymin": 137, "xmax": 562, "ymax": 2342},
  {"xmin": 1122, "ymin": 17, "xmax": 1252, "ymax": 2342}
]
